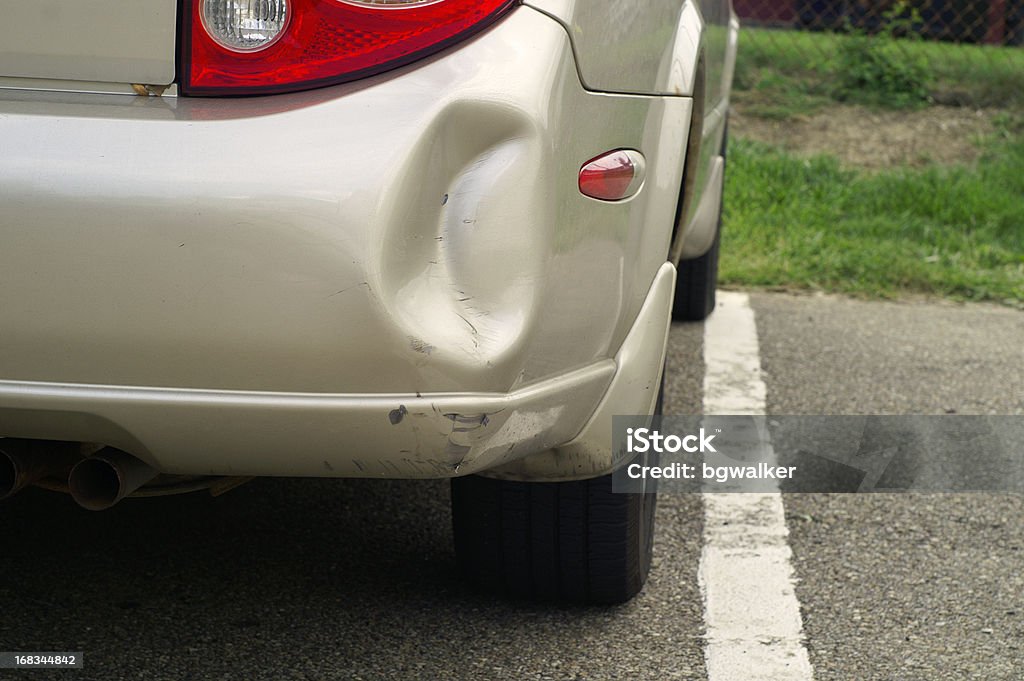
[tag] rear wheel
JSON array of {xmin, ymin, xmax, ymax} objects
[
  {"xmin": 451, "ymin": 383, "xmax": 662, "ymax": 605},
  {"xmin": 451, "ymin": 464, "xmax": 656, "ymax": 604}
]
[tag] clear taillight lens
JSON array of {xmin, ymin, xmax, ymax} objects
[
  {"xmin": 183, "ymin": 0, "xmax": 518, "ymax": 96},
  {"xmin": 200, "ymin": 0, "xmax": 289, "ymax": 52}
]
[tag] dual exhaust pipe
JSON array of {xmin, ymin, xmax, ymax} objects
[{"xmin": 1, "ymin": 439, "xmax": 157, "ymax": 511}]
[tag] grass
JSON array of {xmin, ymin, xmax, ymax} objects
[
  {"xmin": 735, "ymin": 27, "xmax": 1024, "ymax": 113},
  {"xmin": 720, "ymin": 129, "xmax": 1024, "ymax": 306},
  {"xmin": 723, "ymin": 26, "xmax": 1024, "ymax": 305}
]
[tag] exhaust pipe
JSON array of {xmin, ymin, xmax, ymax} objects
[
  {"xmin": 68, "ymin": 447, "xmax": 158, "ymax": 511},
  {"xmin": 1, "ymin": 439, "xmax": 79, "ymax": 500}
]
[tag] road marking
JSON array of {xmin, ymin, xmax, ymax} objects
[{"xmin": 699, "ymin": 291, "xmax": 814, "ymax": 680}]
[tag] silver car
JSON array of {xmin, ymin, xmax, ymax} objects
[{"xmin": 0, "ymin": 0, "xmax": 737, "ymax": 603}]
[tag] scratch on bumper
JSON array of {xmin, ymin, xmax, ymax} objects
[{"xmin": 0, "ymin": 360, "xmax": 614, "ymax": 479}]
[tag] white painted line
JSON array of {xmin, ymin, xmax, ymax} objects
[{"xmin": 699, "ymin": 291, "xmax": 813, "ymax": 681}]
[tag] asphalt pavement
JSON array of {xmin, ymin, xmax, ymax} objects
[
  {"xmin": 756, "ymin": 293, "xmax": 1024, "ymax": 680},
  {"xmin": 1, "ymin": 291, "xmax": 1022, "ymax": 680}
]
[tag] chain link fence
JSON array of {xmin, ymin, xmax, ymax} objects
[
  {"xmin": 735, "ymin": 0, "xmax": 1023, "ymax": 44},
  {"xmin": 732, "ymin": 0, "xmax": 1024, "ymax": 108}
]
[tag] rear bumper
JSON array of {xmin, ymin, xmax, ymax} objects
[
  {"xmin": 0, "ymin": 264, "xmax": 674, "ymax": 478},
  {"xmin": 0, "ymin": 7, "xmax": 688, "ymax": 479}
]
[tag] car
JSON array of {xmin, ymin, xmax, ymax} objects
[{"xmin": 0, "ymin": 0, "xmax": 737, "ymax": 604}]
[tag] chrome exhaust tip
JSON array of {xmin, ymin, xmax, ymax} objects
[
  {"xmin": 1, "ymin": 439, "xmax": 78, "ymax": 500},
  {"xmin": 68, "ymin": 448, "xmax": 158, "ymax": 511},
  {"xmin": 0, "ymin": 443, "xmax": 23, "ymax": 500}
]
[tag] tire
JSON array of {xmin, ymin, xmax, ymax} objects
[
  {"xmin": 451, "ymin": 381, "xmax": 663, "ymax": 605},
  {"xmin": 672, "ymin": 121, "xmax": 728, "ymax": 322},
  {"xmin": 451, "ymin": 466, "xmax": 657, "ymax": 604}
]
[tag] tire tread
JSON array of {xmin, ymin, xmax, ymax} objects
[{"xmin": 452, "ymin": 472, "xmax": 655, "ymax": 604}]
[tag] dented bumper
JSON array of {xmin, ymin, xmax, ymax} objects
[
  {"xmin": 0, "ymin": 361, "xmax": 614, "ymax": 478},
  {"xmin": 0, "ymin": 7, "xmax": 687, "ymax": 479},
  {"xmin": 0, "ymin": 263, "xmax": 673, "ymax": 478}
]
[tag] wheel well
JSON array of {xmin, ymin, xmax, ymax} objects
[{"xmin": 668, "ymin": 52, "xmax": 706, "ymax": 265}]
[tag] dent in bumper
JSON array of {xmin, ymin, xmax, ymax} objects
[
  {"xmin": 0, "ymin": 262, "xmax": 673, "ymax": 480},
  {"xmin": 483, "ymin": 261, "xmax": 676, "ymax": 481}
]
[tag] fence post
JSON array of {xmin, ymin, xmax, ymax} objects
[{"xmin": 987, "ymin": 0, "xmax": 1007, "ymax": 44}]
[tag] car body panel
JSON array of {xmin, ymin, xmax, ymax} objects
[
  {"xmin": 0, "ymin": 7, "xmax": 707, "ymax": 480},
  {"xmin": 671, "ymin": 8, "xmax": 739, "ymax": 262},
  {"xmin": 488, "ymin": 262, "xmax": 675, "ymax": 481},
  {"xmin": 679, "ymin": 155, "xmax": 725, "ymax": 259},
  {"xmin": 697, "ymin": 0, "xmax": 738, "ymax": 107},
  {"xmin": 0, "ymin": 360, "xmax": 615, "ymax": 478},
  {"xmin": 526, "ymin": 0, "xmax": 738, "ymax": 262},
  {"xmin": 524, "ymin": 0, "xmax": 736, "ymax": 104},
  {"xmin": 523, "ymin": 0, "xmax": 703, "ymax": 97},
  {"xmin": 0, "ymin": 9, "xmax": 687, "ymax": 396},
  {"xmin": 0, "ymin": 0, "xmax": 177, "ymax": 85},
  {"xmin": 0, "ymin": 264, "xmax": 674, "ymax": 480}
]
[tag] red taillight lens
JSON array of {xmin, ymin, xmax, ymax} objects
[{"xmin": 182, "ymin": 0, "xmax": 518, "ymax": 96}]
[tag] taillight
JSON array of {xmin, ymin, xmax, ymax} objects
[{"xmin": 182, "ymin": 0, "xmax": 518, "ymax": 96}]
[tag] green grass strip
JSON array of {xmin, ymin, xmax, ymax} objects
[{"xmin": 720, "ymin": 137, "xmax": 1024, "ymax": 305}]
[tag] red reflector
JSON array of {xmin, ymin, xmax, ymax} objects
[
  {"xmin": 183, "ymin": 0, "xmax": 518, "ymax": 96},
  {"xmin": 579, "ymin": 150, "xmax": 645, "ymax": 202}
]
